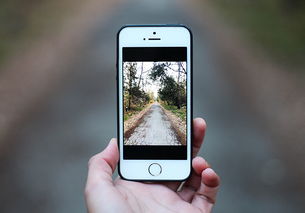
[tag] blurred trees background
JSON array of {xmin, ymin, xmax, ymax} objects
[
  {"xmin": 0, "ymin": 0, "xmax": 79, "ymax": 64},
  {"xmin": 212, "ymin": 0, "xmax": 305, "ymax": 66}
]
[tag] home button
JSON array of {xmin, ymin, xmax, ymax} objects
[{"xmin": 148, "ymin": 163, "xmax": 162, "ymax": 176}]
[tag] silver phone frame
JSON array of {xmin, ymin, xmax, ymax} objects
[{"xmin": 117, "ymin": 25, "xmax": 193, "ymax": 181}]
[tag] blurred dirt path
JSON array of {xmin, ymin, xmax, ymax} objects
[
  {"xmin": 125, "ymin": 103, "xmax": 181, "ymax": 145},
  {"xmin": 0, "ymin": 0, "xmax": 304, "ymax": 212}
]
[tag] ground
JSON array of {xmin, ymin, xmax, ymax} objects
[{"xmin": 124, "ymin": 102, "xmax": 182, "ymax": 145}]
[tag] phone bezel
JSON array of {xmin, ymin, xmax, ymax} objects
[{"xmin": 117, "ymin": 25, "xmax": 193, "ymax": 181}]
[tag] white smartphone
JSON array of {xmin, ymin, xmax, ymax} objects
[{"xmin": 117, "ymin": 25, "xmax": 192, "ymax": 181}]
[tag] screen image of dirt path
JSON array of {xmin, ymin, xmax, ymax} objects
[{"xmin": 123, "ymin": 62, "xmax": 186, "ymax": 146}]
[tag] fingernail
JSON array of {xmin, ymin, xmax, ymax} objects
[
  {"xmin": 106, "ymin": 138, "xmax": 115, "ymax": 148},
  {"xmin": 110, "ymin": 138, "xmax": 117, "ymax": 143},
  {"xmin": 207, "ymin": 162, "xmax": 211, "ymax": 168},
  {"xmin": 204, "ymin": 168, "xmax": 214, "ymax": 175}
]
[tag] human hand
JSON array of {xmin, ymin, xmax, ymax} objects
[{"xmin": 84, "ymin": 118, "xmax": 220, "ymax": 213}]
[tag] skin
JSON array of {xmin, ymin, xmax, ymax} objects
[{"xmin": 84, "ymin": 118, "xmax": 220, "ymax": 213}]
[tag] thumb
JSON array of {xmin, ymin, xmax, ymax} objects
[{"xmin": 86, "ymin": 139, "xmax": 119, "ymax": 187}]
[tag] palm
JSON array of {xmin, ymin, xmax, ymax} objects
[{"xmin": 111, "ymin": 177, "xmax": 214, "ymax": 213}]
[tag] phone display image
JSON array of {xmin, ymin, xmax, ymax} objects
[
  {"xmin": 121, "ymin": 47, "xmax": 188, "ymax": 160},
  {"xmin": 123, "ymin": 61, "xmax": 186, "ymax": 146}
]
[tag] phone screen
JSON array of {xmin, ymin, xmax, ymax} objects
[{"xmin": 122, "ymin": 47, "xmax": 187, "ymax": 159}]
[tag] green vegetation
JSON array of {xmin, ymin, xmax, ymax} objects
[
  {"xmin": 150, "ymin": 62, "xmax": 186, "ymax": 109},
  {"xmin": 124, "ymin": 63, "xmax": 151, "ymax": 111},
  {"xmin": 0, "ymin": 0, "xmax": 78, "ymax": 64},
  {"xmin": 150, "ymin": 62, "xmax": 187, "ymax": 121},
  {"xmin": 123, "ymin": 62, "xmax": 152, "ymax": 121},
  {"xmin": 162, "ymin": 103, "xmax": 186, "ymax": 121},
  {"xmin": 211, "ymin": 0, "xmax": 305, "ymax": 65},
  {"xmin": 124, "ymin": 105, "xmax": 146, "ymax": 121}
]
